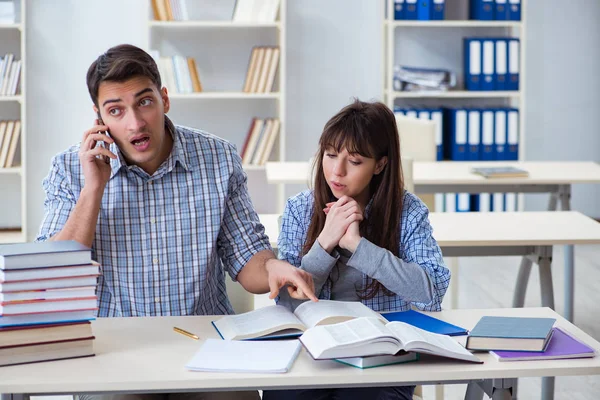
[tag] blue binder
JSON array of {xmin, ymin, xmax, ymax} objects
[
  {"xmin": 417, "ymin": 0, "xmax": 431, "ymax": 20},
  {"xmin": 508, "ymin": 0, "xmax": 521, "ymax": 20},
  {"xmin": 507, "ymin": 38, "xmax": 520, "ymax": 90},
  {"xmin": 467, "ymin": 108, "xmax": 481, "ymax": 161},
  {"xmin": 481, "ymin": 38, "xmax": 495, "ymax": 91},
  {"xmin": 394, "ymin": 0, "xmax": 405, "ymax": 20},
  {"xmin": 480, "ymin": 109, "xmax": 495, "ymax": 160},
  {"xmin": 431, "ymin": 0, "xmax": 445, "ymax": 20},
  {"xmin": 494, "ymin": 108, "xmax": 507, "ymax": 160},
  {"xmin": 464, "ymin": 38, "xmax": 482, "ymax": 91},
  {"xmin": 447, "ymin": 108, "xmax": 468, "ymax": 161},
  {"xmin": 494, "ymin": 0, "xmax": 509, "ymax": 20},
  {"xmin": 457, "ymin": 193, "xmax": 471, "ymax": 212},
  {"xmin": 492, "ymin": 193, "xmax": 505, "ymax": 212},
  {"xmin": 506, "ymin": 108, "xmax": 519, "ymax": 160},
  {"xmin": 405, "ymin": 0, "xmax": 418, "ymax": 19},
  {"xmin": 470, "ymin": 0, "xmax": 494, "ymax": 20},
  {"xmin": 495, "ymin": 38, "xmax": 508, "ymax": 90}
]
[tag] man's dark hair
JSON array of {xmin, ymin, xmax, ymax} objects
[{"xmin": 86, "ymin": 44, "xmax": 162, "ymax": 107}]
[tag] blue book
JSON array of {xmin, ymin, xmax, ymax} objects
[
  {"xmin": 383, "ymin": 310, "xmax": 469, "ymax": 336},
  {"xmin": 470, "ymin": 0, "xmax": 494, "ymax": 20},
  {"xmin": 466, "ymin": 316, "xmax": 556, "ymax": 351},
  {"xmin": 508, "ymin": 0, "xmax": 521, "ymax": 21},
  {"xmin": 430, "ymin": 0, "xmax": 445, "ymax": 20},
  {"xmin": 417, "ymin": 0, "xmax": 431, "ymax": 20},
  {"xmin": 394, "ymin": 0, "xmax": 405, "ymax": 20},
  {"xmin": 404, "ymin": 0, "xmax": 418, "ymax": 19}
]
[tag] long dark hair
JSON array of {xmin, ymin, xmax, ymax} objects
[{"xmin": 304, "ymin": 99, "xmax": 405, "ymax": 299}]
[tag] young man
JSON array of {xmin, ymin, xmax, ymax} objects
[{"xmin": 37, "ymin": 45, "xmax": 315, "ymax": 399}]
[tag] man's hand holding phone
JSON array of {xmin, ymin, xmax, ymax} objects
[{"xmin": 79, "ymin": 119, "xmax": 117, "ymax": 191}]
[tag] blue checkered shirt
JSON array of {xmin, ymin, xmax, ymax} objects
[
  {"xmin": 278, "ymin": 190, "xmax": 450, "ymax": 312},
  {"xmin": 37, "ymin": 120, "xmax": 271, "ymax": 317}
]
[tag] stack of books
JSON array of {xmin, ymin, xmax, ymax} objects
[
  {"xmin": 0, "ymin": 53, "xmax": 22, "ymax": 97},
  {"xmin": 240, "ymin": 118, "xmax": 281, "ymax": 166},
  {"xmin": 242, "ymin": 46, "xmax": 280, "ymax": 93},
  {"xmin": 151, "ymin": 53, "xmax": 203, "ymax": 95},
  {"xmin": 0, "ymin": 120, "xmax": 21, "ymax": 168},
  {"xmin": 0, "ymin": 240, "xmax": 99, "ymax": 367},
  {"xmin": 466, "ymin": 316, "xmax": 595, "ymax": 362}
]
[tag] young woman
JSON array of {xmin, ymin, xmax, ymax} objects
[{"xmin": 263, "ymin": 99, "xmax": 450, "ymax": 400}]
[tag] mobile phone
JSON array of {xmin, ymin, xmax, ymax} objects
[{"xmin": 96, "ymin": 113, "xmax": 111, "ymax": 164}]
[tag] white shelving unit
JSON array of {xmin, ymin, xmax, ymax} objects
[
  {"xmin": 147, "ymin": 0, "xmax": 287, "ymax": 214},
  {"xmin": 0, "ymin": 0, "xmax": 26, "ymax": 244},
  {"xmin": 383, "ymin": 0, "xmax": 526, "ymax": 207}
]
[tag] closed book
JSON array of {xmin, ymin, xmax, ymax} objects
[
  {"xmin": 0, "ymin": 275, "xmax": 99, "ymax": 293},
  {"xmin": 0, "ymin": 309, "xmax": 96, "ymax": 328},
  {"xmin": 0, "ymin": 321, "xmax": 92, "ymax": 348},
  {"xmin": 335, "ymin": 351, "xmax": 418, "ymax": 369},
  {"xmin": 0, "ymin": 264, "xmax": 100, "ymax": 282},
  {"xmin": 471, "ymin": 166, "xmax": 528, "ymax": 178},
  {"xmin": 0, "ymin": 296, "xmax": 98, "ymax": 315},
  {"xmin": 0, "ymin": 286, "xmax": 96, "ymax": 302},
  {"xmin": 0, "ymin": 336, "xmax": 95, "ymax": 367},
  {"xmin": 466, "ymin": 316, "xmax": 555, "ymax": 351},
  {"xmin": 491, "ymin": 328, "xmax": 595, "ymax": 361},
  {"xmin": 382, "ymin": 310, "xmax": 468, "ymax": 336},
  {"xmin": 0, "ymin": 240, "xmax": 91, "ymax": 270}
]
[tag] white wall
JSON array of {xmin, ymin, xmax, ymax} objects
[{"xmin": 15, "ymin": 0, "xmax": 600, "ymax": 240}]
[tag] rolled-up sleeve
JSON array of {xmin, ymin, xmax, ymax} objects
[{"xmin": 216, "ymin": 150, "xmax": 272, "ymax": 280}]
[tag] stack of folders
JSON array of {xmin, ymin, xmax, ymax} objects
[
  {"xmin": 466, "ymin": 316, "xmax": 595, "ymax": 362},
  {"xmin": 470, "ymin": 0, "xmax": 521, "ymax": 21},
  {"xmin": 393, "ymin": 0, "xmax": 445, "ymax": 21},
  {"xmin": 393, "ymin": 66, "xmax": 456, "ymax": 92},
  {"xmin": 0, "ymin": 241, "xmax": 99, "ymax": 367},
  {"xmin": 464, "ymin": 37, "xmax": 520, "ymax": 91}
]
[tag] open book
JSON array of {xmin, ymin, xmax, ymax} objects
[
  {"xmin": 212, "ymin": 300, "xmax": 387, "ymax": 340},
  {"xmin": 300, "ymin": 317, "xmax": 482, "ymax": 363}
]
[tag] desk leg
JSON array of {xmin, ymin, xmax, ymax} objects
[
  {"xmin": 538, "ymin": 247, "xmax": 555, "ymax": 310},
  {"xmin": 512, "ymin": 256, "xmax": 533, "ymax": 308},
  {"xmin": 542, "ymin": 376, "xmax": 556, "ymax": 400},
  {"xmin": 559, "ymin": 184, "xmax": 574, "ymax": 323},
  {"xmin": 464, "ymin": 382, "xmax": 485, "ymax": 400}
]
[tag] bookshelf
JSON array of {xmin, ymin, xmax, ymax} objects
[
  {"xmin": 0, "ymin": 0, "xmax": 26, "ymax": 244},
  {"xmin": 147, "ymin": 0, "xmax": 286, "ymax": 214},
  {"xmin": 383, "ymin": 0, "xmax": 526, "ymax": 212}
]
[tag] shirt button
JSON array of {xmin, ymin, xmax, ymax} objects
[
  {"xmin": 153, "ymin": 258, "xmax": 159, "ymax": 264},
  {"xmin": 150, "ymin": 218, "xmax": 156, "ymax": 224},
  {"xmin": 154, "ymin": 297, "xmax": 160, "ymax": 303}
]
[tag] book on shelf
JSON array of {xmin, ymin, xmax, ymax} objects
[
  {"xmin": 3, "ymin": 120, "xmax": 21, "ymax": 168},
  {"xmin": 0, "ymin": 54, "xmax": 21, "ymax": 96},
  {"xmin": 232, "ymin": 0, "xmax": 280, "ymax": 23},
  {"xmin": 335, "ymin": 351, "xmax": 418, "ymax": 369},
  {"xmin": 382, "ymin": 309, "xmax": 469, "ymax": 336},
  {"xmin": 0, "ymin": 321, "xmax": 93, "ymax": 348},
  {"xmin": 185, "ymin": 338, "xmax": 300, "ymax": 373},
  {"xmin": 471, "ymin": 166, "xmax": 529, "ymax": 178},
  {"xmin": 466, "ymin": 316, "xmax": 556, "ymax": 352},
  {"xmin": 151, "ymin": 0, "xmax": 189, "ymax": 21},
  {"xmin": 0, "ymin": 336, "xmax": 95, "ymax": 367},
  {"xmin": 153, "ymin": 54, "xmax": 203, "ymax": 95},
  {"xmin": 212, "ymin": 300, "xmax": 389, "ymax": 340},
  {"xmin": 240, "ymin": 117, "xmax": 280, "ymax": 166},
  {"xmin": 242, "ymin": 46, "xmax": 279, "ymax": 93},
  {"xmin": 300, "ymin": 317, "xmax": 481, "ymax": 364},
  {"xmin": 491, "ymin": 327, "xmax": 595, "ymax": 362},
  {"xmin": 0, "ymin": 240, "xmax": 92, "ymax": 270}
]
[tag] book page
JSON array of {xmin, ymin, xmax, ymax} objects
[
  {"xmin": 387, "ymin": 321, "xmax": 481, "ymax": 363},
  {"xmin": 213, "ymin": 305, "xmax": 304, "ymax": 340},
  {"xmin": 300, "ymin": 317, "xmax": 399, "ymax": 360},
  {"xmin": 294, "ymin": 300, "xmax": 386, "ymax": 328}
]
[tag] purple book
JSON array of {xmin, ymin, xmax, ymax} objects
[{"xmin": 492, "ymin": 328, "xmax": 595, "ymax": 361}]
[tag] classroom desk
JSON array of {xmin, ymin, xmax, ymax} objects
[
  {"xmin": 259, "ymin": 211, "xmax": 600, "ymax": 400},
  {"xmin": 0, "ymin": 308, "xmax": 598, "ymax": 400},
  {"xmin": 265, "ymin": 160, "xmax": 600, "ymax": 323}
]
